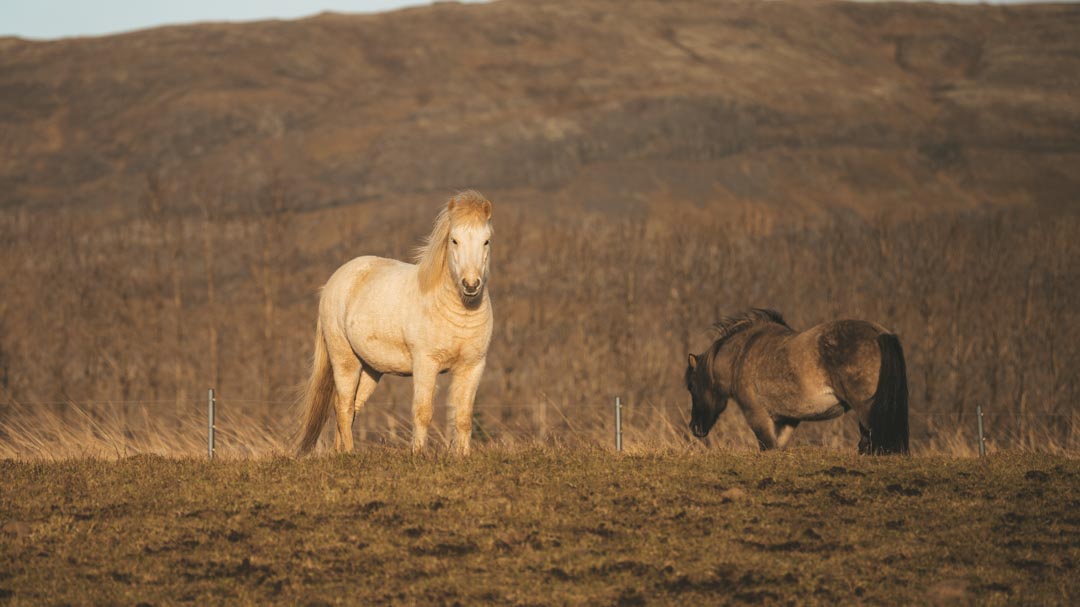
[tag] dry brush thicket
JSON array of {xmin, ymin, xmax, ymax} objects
[{"xmin": 1, "ymin": 180, "xmax": 1077, "ymax": 457}]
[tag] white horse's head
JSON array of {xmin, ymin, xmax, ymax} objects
[
  {"xmin": 447, "ymin": 198, "xmax": 492, "ymax": 300},
  {"xmin": 416, "ymin": 191, "xmax": 493, "ymax": 304}
]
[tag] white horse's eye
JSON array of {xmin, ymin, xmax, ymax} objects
[
  {"xmin": 451, "ymin": 238, "xmax": 458, "ymax": 245},
  {"xmin": 484, "ymin": 240, "xmax": 489, "ymax": 246}
]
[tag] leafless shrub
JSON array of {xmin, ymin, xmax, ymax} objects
[{"xmin": 1, "ymin": 179, "xmax": 1077, "ymax": 457}]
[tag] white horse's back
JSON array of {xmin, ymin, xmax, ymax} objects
[{"xmin": 321, "ymin": 255, "xmax": 420, "ymax": 376}]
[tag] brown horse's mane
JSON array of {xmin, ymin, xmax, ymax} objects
[{"xmin": 709, "ymin": 308, "xmax": 789, "ymax": 346}]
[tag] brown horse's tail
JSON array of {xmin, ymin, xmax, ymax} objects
[
  {"xmin": 295, "ymin": 318, "xmax": 336, "ymax": 455},
  {"xmin": 868, "ymin": 333, "xmax": 910, "ymax": 455}
]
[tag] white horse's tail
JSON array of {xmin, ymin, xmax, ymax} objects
[{"xmin": 295, "ymin": 318, "xmax": 336, "ymax": 455}]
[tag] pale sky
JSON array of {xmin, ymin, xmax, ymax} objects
[
  {"xmin": 1, "ymin": 1, "xmax": 490, "ymax": 40},
  {"xmin": 0, "ymin": 0, "xmax": 1066, "ymax": 41}
]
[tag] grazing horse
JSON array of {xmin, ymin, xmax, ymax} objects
[
  {"xmin": 296, "ymin": 191, "xmax": 494, "ymax": 456},
  {"xmin": 685, "ymin": 309, "xmax": 909, "ymax": 454}
]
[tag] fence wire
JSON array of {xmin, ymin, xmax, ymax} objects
[{"xmin": 2, "ymin": 396, "xmax": 1075, "ymax": 458}]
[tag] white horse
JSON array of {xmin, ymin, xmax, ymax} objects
[{"xmin": 296, "ymin": 191, "xmax": 493, "ymax": 455}]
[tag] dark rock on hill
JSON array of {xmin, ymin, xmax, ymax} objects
[{"xmin": 1, "ymin": 0, "xmax": 1078, "ymax": 215}]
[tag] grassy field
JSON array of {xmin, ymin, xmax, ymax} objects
[{"xmin": 0, "ymin": 447, "xmax": 1076, "ymax": 606}]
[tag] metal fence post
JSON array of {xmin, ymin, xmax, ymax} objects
[
  {"xmin": 614, "ymin": 396, "xmax": 623, "ymax": 452},
  {"xmin": 976, "ymin": 404, "xmax": 986, "ymax": 457},
  {"xmin": 208, "ymin": 388, "xmax": 215, "ymax": 460}
]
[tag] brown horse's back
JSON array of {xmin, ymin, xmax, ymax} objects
[{"xmin": 740, "ymin": 321, "xmax": 885, "ymax": 413}]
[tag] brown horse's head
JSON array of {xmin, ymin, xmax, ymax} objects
[{"xmin": 685, "ymin": 352, "xmax": 728, "ymax": 438}]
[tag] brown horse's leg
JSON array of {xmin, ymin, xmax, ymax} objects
[
  {"xmin": 855, "ymin": 398, "xmax": 873, "ymax": 454},
  {"xmin": 746, "ymin": 411, "xmax": 779, "ymax": 450},
  {"xmin": 775, "ymin": 420, "xmax": 800, "ymax": 449}
]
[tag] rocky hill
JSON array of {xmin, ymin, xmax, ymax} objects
[{"xmin": 2, "ymin": 0, "xmax": 1078, "ymax": 216}]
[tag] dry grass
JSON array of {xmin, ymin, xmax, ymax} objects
[
  {"xmin": 2, "ymin": 188, "xmax": 1078, "ymax": 459},
  {"xmin": 1, "ymin": 397, "xmax": 1075, "ymax": 461},
  {"xmin": 1, "ymin": 446, "xmax": 1076, "ymax": 605}
]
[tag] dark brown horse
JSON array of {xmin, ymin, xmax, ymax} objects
[{"xmin": 685, "ymin": 309, "xmax": 909, "ymax": 454}]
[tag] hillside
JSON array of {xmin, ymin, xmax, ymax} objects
[
  {"xmin": 1, "ymin": 1, "xmax": 1079, "ymax": 456},
  {"xmin": 1, "ymin": 0, "xmax": 1078, "ymax": 215}
]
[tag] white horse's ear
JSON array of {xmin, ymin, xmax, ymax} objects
[
  {"xmin": 688, "ymin": 353, "xmax": 698, "ymax": 369},
  {"xmin": 447, "ymin": 198, "xmax": 457, "ymax": 212},
  {"xmin": 481, "ymin": 199, "xmax": 492, "ymax": 219}
]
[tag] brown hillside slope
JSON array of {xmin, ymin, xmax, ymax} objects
[
  {"xmin": 1, "ymin": 1, "xmax": 1079, "ymax": 455},
  {"xmin": 1, "ymin": 0, "xmax": 1078, "ymax": 214}
]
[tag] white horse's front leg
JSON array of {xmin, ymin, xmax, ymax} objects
[
  {"xmin": 448, "ymin": 361, "xmax": 486, "ymax": 456},
  {"xmin": 410, "ymin": 359, "xmax": 440, "ymax": 454}
]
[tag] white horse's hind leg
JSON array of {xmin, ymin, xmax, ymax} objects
[
  {"xmin": 353, "ymin": 365, "xmax": 381, "ymax": 414},
  {"xmin": 327, "ymin": 345, "xmax": 361, "ymax": 453},
  {"xmin": 410, "ymin": 359, "xmax": 439, "ymax": 454},
  {"xmin": 448, "ymin": 362, "xmax": 486, "ymax": 456}
]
